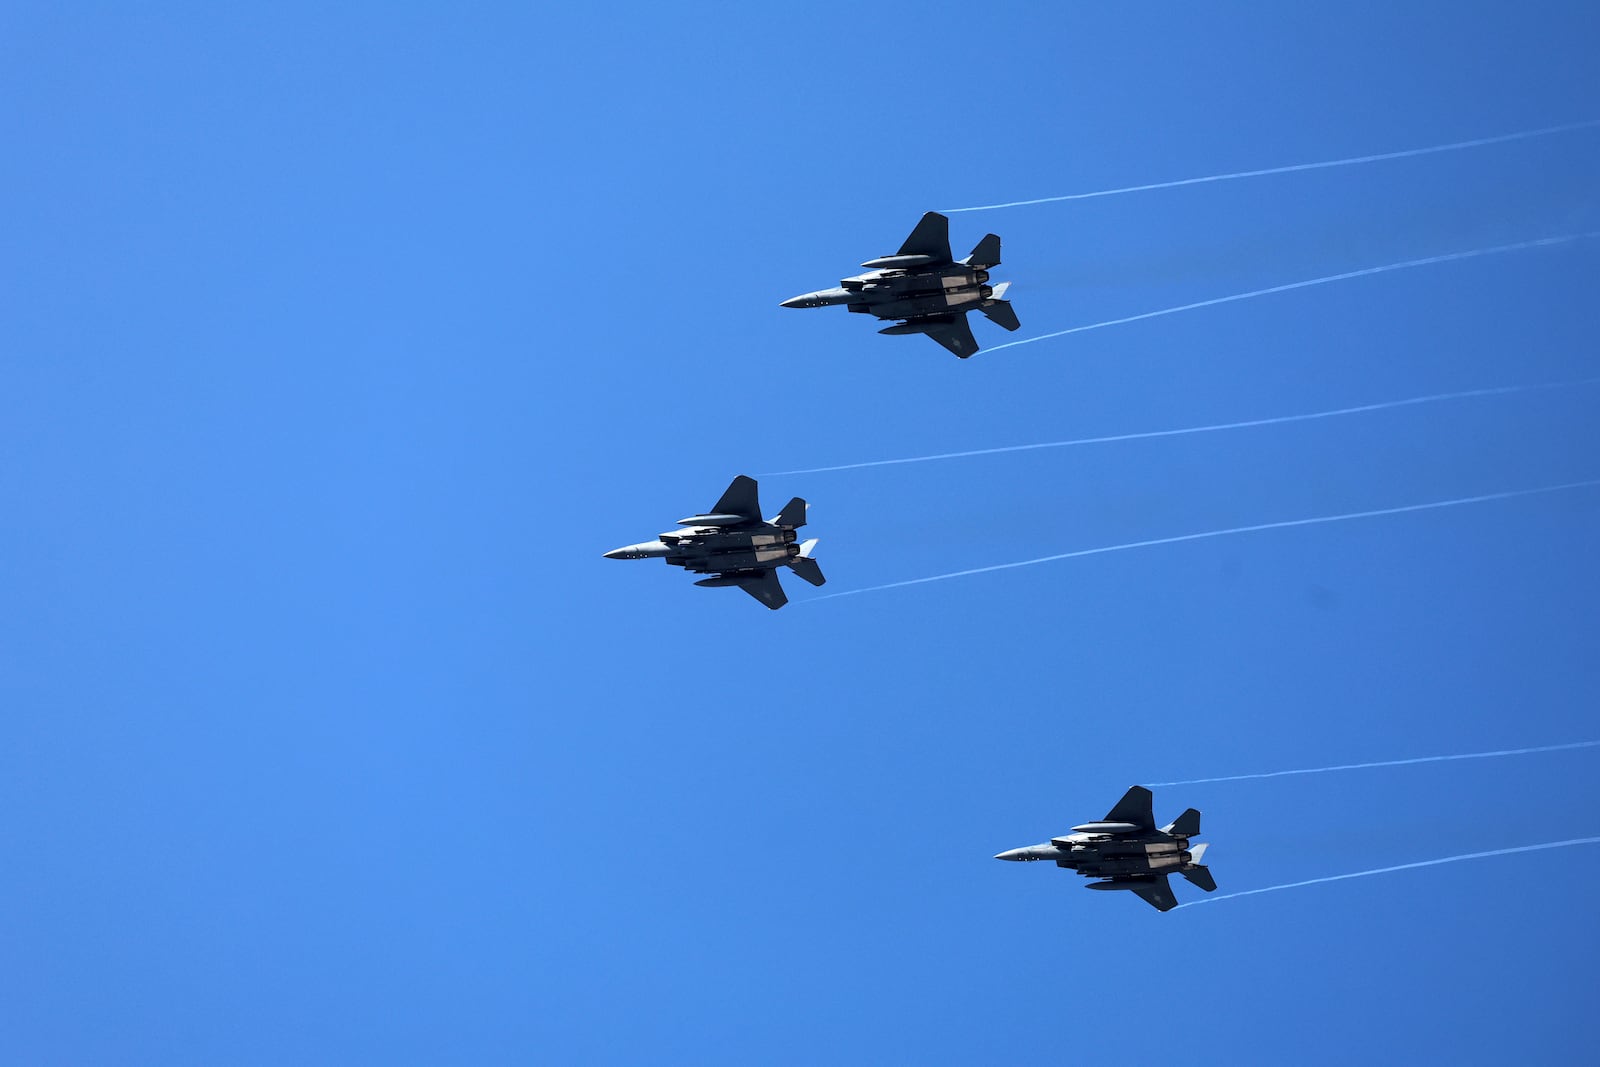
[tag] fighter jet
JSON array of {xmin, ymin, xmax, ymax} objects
[
  {"xmin": 995, "ymin": 786, "xmax": 1216, "ymax": 912},
  {"xmin": 603, "ymin": 475, "xmax": 823, "ymax": 610},
  {"xmin": 780, "ymin": 211, "xmax": 1020, "ymax": 358}
]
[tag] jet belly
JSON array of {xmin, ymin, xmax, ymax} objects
[
  {"xmin": 869, "ymin": 267, "xmax": 985, "ymax": 295},
  {"xmin": 1078, "ymin": 856, "xmax": 1186, "ymax": 878},
  {"xmin": 651, "ymin": 520, "xmax": 804, "ymax": 575},
  {"xmin": 679, "ymin": 546, "xmax": 794, "ymax": 574},
  {"xmin": 1098, "ymin": 840, "xmax": 1183, "ymax": 858},
  {"xmin": 1076, "ymin": 842, "xmax": 1191, "ymax": 877},
  {"xmin": 870, "ymin": 288, "xmax": 989, "ymax": 321},
  {"xmin": 663, "ymin": 528, "xmax": 794, "ymax": 550}
]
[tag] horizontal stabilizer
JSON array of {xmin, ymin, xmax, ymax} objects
[
  {"xmin": 773, "ymin": 496, "xmax": 808, "ymax": 529},
  {"xmin": 787, "ymin": 552, "xmax": 825, "ymax": 588},
  {"xmin": 1180, "ymin": 864, "xmax": 1217, "ymax": 893},
  {"xmin": 1162, "ymin": 808, "xmax": 1201, "ymax": 838},
  {"xmin": 964, "ymin": 233, "xmax": 1001, "ymax": 268},
  {"xmin": 711, "ymin": 475, "xmax": 762, "ymax": 522},
  {"xmin": 979, "ymin": 297, "xmax": 1020, "ymax": 333}
]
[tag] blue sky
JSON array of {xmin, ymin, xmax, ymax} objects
[{"xmin": 3, "ymin": 3, "xmax": 1598, "ymax": 1063}]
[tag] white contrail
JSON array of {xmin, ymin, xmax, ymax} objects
[
  {"xmin": 805, "ymin": 479, "xmax": 1600, "ymax": 603},
  {"xmin": 768, "ymin": 377, "xmax": 1600, "ymax": 476},
  {"xmin": 945, "ymin": 119, "xmax": 1600, "ymax": 212},
  {"xmin": 1179, "ymin": 837, "xmax": 1600, "ymax": 908},
  {"xmin": 980, "ymin": 233, "xmax": 1597, "ymax": 356},
  {"xmin": 1147, "ymin": 740, "xmax": 1600, "ymax": 788}
]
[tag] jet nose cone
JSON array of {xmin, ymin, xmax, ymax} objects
[
  {"xmin": 780, "ymin": 294, "xmax": 810, "ymax": 309},
  {"xmin": 605, "ymin": 540, "xmax": 669, "ymax": 560},
  {"xmin": 994, "ymin": 848, "xmax": 1027, "ymax": 862}
]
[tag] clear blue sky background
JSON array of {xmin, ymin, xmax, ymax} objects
[{"xmin": 3, "ymin": 4, "xmax": 1597, "ymax": 1064}]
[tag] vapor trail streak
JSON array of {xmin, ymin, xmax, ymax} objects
[
  {"xmin": 945, "ymin": 119, "xmax": 1600, "ymax": 212},
  {"xmin": 1178, "ymin": 837, "xmax": 1600, "ymax": 908},
  {"xmin": 767, "ymin": 378, "xmax": 1600, "ymax": 476},
  {"xmin": 980, "ymin": 233, "xmax": 1596, "ymax": 356},
  {"xmin": 805, "ymin": 479, "xmax": 1600, "ymax": 602},
  {"xmin": 1147, "ymin": 740, "xmax": 1600, "ymax": 788}
]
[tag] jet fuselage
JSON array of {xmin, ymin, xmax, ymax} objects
[
  {"xmin": 605, "ymin": 526, "xmax": 801, "ymax": 574},
  {"xmin": 779, "ymin": 212, "xmax": 1018, "ymax": 358},
  {"xmin": 996, "ymin": 832, "xmax": 1198, "ymax": 880},
  {"xmin": 995, "ymin": 786, "xmax": 1216, "ymax": 911},
  {"xmin": 782, "ymin": 265, "xmax": 994, "ymax": 322},
  {"xmin": 603, "ymin": 475, "xmax": 825, "ymax": 609}
]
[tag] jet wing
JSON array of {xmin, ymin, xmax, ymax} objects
[
  {"xmin": 921, "ymin": 315, "xmax": 980, "ymax": 359},
  {"xmin": 898, "ymin": 211, "xmax": 954, "ymax": 264},
  {"xmin": 1126, "ymin": 875, "xmax": 1179, "ymax": 912},
  {"xmin": 734, "ymin": 570, "xmax": 789, "ymax": 610},
  {"xmin": 1103, "ymin": 786, "xmax": 1157, "ymax": 832},
  {"xmin": 710, "ymin": 475, "xmax": 763, "ymax": 523}
]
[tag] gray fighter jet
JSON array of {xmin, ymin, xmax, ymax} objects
[
  {"xmin": 603, "ymin": 475, "xmax": 823, "ymax": 610},
  {"xmin": 780, "ymin": 211, "xmax": 1019, "ymax": 358},
  {"xmin": 995, "ymin": 786, "xmax": 1216, "ymax": 912}
]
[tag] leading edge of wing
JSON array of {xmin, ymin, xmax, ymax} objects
[
  {"xmin": 1103, "ymin": 786, "xmax": 1156, "ymax": 831},
  {"xmin": 710, "ymin": 475, "xmax": 763, "ymax": 522},
  {"xmin": 897, "ymin": 211, "xmax": 954, "ymax": 264}
]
